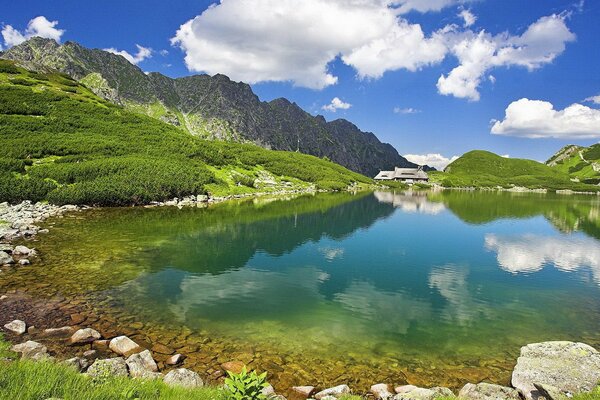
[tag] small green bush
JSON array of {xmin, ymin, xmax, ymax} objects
[{"xmin": 223, "ymin": 367, "xmax": 269, "ymax": 400}]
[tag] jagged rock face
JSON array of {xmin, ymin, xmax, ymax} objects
[{"xmin": 1, "ymin": 38, "xmax": 416, "ymax": 177}]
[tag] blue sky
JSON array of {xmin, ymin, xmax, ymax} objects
[{"xmin": 3, "ymin": 0, "xmax": 600, "ymax": 168}]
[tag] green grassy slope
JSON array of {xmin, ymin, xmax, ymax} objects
[
  {"xmin": 429, "ymin": 150, "xmax": 599, "ymax": 191},
  {"xmin": 0, "ymin": 60, "xmax": 371, "ymax": 206},
  {"xmin": 546, "ymin": 144, "xmax": 600, "ymax": 184}
]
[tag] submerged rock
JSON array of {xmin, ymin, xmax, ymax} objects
[
  {"xmin": 163, "ymin": 368, "xmax": 203, "ymax": 388},
  {"xmin": 458, "ymin": 383, "xmax": 519, "ymax": 400},
  {"xmin": 291, "ymin": 386, "xmax": 315, "ymax": 398},
  {"xmin": 314, "ymin": 384, "xmax": 350, "ymax": 399},
  {"xmin": 165, "ymin": 353, "xmax": 185, "ymax": 365},
  {"xmin": 4, "ymin": 319, "xmax": 26, "ymax": 335},
  {"xmin": 126, "ymin": 349, "xmax": 159, "ymax": 378},
  {"xmin": 221, "ymin": 360, "xmax": 245, "ymax": 374},
  {"xmin": 42, "ymin": 326, "xmax": 75, "ymax": 338},
  {"xmin": 87, "ymin": 357, "xmax": 128, "ymax": 378},
  {"xmin": 69, "ymin": 328, "xmax": 101, "ymax": 344},
  {"xmin": 109, "ymin": 335, "xmax": 142, "ymax": 356},
  {"xmin": 511, "ymin": 341, "xmax": 600, "ymax": 399}
]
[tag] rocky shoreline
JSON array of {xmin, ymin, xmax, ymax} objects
[{"xmin": 2, "ymin": 308, "xmax": 599, "ymax": 400}]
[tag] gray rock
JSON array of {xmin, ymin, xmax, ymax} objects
[
  {"xmin": 69, "ymin": 328, "xmax": 101, "ymax": 344},
  {"xmin": 11, "ymin": 340, "xmax": 48, "ymax": 359},
  {"xmin": 0, "ymin": 244, "xmax": 12, "ymax": 253},
  {"xmin": 163, "ymin": 368, "xmax": 204, "ymax": 388},
  {"xmin": 262, "ymin": 385, "xmax": 276, "ymax": 397},
  {"xmin": 87, "ymin": 357, "xmax": 128, "ymax": 378},
  {"xmin": 534, "ymin": 383, "xmax": 569, "ymax": 400},
  {"xmin": 511, "ymin": 341, "xmax": 600, "ymax": 400},
  {"xmin": 4, "ymin": 319, "xmax": 26, "ymax": 335},
  {"xmin": 314, "ymin": 385, "xmax": 350, "ymax": 399},
  {"xmin": 371, "ymin": 383, "xmax": 393, "ymax": 399},
  {"xmin": 126, "ymin": 349, "xmax": 158, "ymax": 378},
  {"xmin": 458, "ymin": 383, "xmax": 519, "ymax": 400},
  {"xmin": 109, "ymin": 335, "xmax": 142, "ymax": 356},
  {"xmin": 0, "ymin": 251, "xmax": 14, "ymax": 265},
  {"xmin": 18, "ymin": 259, "xmax": 30, "ymax": 265}
]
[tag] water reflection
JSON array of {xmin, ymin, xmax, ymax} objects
[
  {"xmin": 485, "ymin": 233, "xmax": 600, "ymax": 284},
  {"xmin": 374, "ymin": 191, "xmax": 446, "ymax": 215}
]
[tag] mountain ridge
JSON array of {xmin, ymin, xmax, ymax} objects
[{"xmin": 0, "ymin": 37, "xmax": 420, "ymax": 177}]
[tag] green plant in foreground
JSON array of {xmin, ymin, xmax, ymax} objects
[{"xmin": 224, "ymin": 367, "xmax": 269, "ymax": 400}]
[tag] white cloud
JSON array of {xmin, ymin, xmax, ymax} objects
[
  {"xmin": 584, "ymin": 94, "xmax": 600, "ymax": 105},
  {"xmin": 322, "ymin": 97, "xmax": 351, "ymax": 112},
  {"xmin": 159, "ymin": 49, "xmax": 169, "ymax": 56},
  {"xmin": 104, "ymin": 44, "xmax": 153, "ymax": 65},
  {"xmin": 2, "ymin": 16, "xmax": 65, "ymax": 48},
  {"xmin": 171, "ymin": 2, "xmax": 574, "ymax": 98},
  {"xmin": 374, "ymin": 191, "xmax": 446, "ymax": 214},
  {"xmin": 488, "ymin": 74, "xmax": 496, "ymax": 84},
  {"xmin": 491, "ymin": 98, "xmax": 600, "ymax": 139},
  {"xmin": 394, "ymin": 107, "xmax": 421, "ymax": 114},
  {"xmin": 437, "ymin": 14, "xmax": 575, "ymax": 101},
  {"xmin": 485, "ymin": 234, "xmax": 600, "ymax": 285},
  {"xmin": 395, "ymin": 0, "xmax": 466, "ymax": 14},
  {"xmin": 404, "ymin": 153, "xmax": 459, "ymax": 170},
  {"xmin": 458, "ymin": 9, "xmax": 476, "ymax": 27}
]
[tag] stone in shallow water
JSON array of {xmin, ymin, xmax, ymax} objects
[
  {"xmin": 109, "ymin": 335, "xmax": 142, "ymax": 356},
  {"xmin": 163, "ymin": 368, "xmax": 203, "ymax": 388},
  {"xmin": 42, "ymin": 326, "xmax": 75, "ymax": 338},
  {"xmin": 13, "ymin": 245, "xmax": 34, "ymax": 256},
  {"xmin": 18, "ymin": 259, "xmax": 30, "ymax": 266},
  {"xmin": 314, "ymin": 384, "xmax": 350, "ymax": 399},
  {"xmin": 458, "ymin": 383, "xmax": 519, "ymax": 400},
  {"xmin": 87, "ymin": 357, "xmax": 128, "ymax": 378},
  {"xmin": 126, "ymin": 349, "xmax": 159, "ymax": 378},
  {"xmin": 4, "ymin": 319, "xmax": 26, "ymax": 335},
  {"xmin": 70, "ymin": 328, "xmax": 101, "ymax": 344},
  {"xmin": 151, "ymin": 343, "xmax": 174, "ymax": 355},
  {"xmin": 221, "ymin": 360, "xmax": 245, "ymax": 374},
  {"xmin": 511, "ymin": 341, "xmax": 600, "ymax": 400},
  {"xmin": 165, "ymin": 353, "xmax": 185, "ymax": 365}
]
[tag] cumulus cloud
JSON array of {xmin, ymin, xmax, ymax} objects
[
  {"xmin": 584, "ymin": 94, "xmax": 600, "ymax": 105},
  {"xmin": 2, "ymin": 16, "xmax": 65, "ymax": 48},
  {"xmin": 485, "ymin": 234, "xmax": 600, "ymax": 285},
  {"xmin": 404, "ymin": 153, "xmax": 459, "ymax": 170},
  {"xmin": 491, "ymin": 98, "xmax": 600, "ymax": 139},
  {"xmin": 438, "ymin": 14, "xmax": 575, "ymax": 101},
  {"xmin": 322, "ymin": 97, "xmax": 352, "ymax": 112},
  {"xmin": 374, "ymin": 191, "xmax": 446, "ymax": 215},
  {"xmin": 104, "ymin": 44, "xmax": 153, "ymax": 65},
  {"xmin": 458, "ymin": 9, "xmax": 476, "ymax": 27},
  {"xmin": 171, "ymin": 1, "xmax": 574, "ymax": 98},
  {"xmin": 394, "ymin": 107, "xmax": 421, "ymax": 114}
]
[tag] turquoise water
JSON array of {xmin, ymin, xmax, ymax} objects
[{"xmin": 6, "ymin": 190, "xmax": 600, "ymax": 389}]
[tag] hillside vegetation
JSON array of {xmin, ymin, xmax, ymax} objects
[
  {"xmin": 546, "ymin": 144, "xmax": 600, "ymax": 184},
  {"xmin": 0, "ymin": 37, "xmax": 416, "ymax": 177},
  {"xmin": 430, "ymin": 150, "xmax": 599, "ymax": 191},
  {"xmin": 0, "ymin": 60, "xmax": 371, "ymax": 206}
]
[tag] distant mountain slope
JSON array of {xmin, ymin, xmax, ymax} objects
[
  {"xmin": 546, "ymin": 144, "xmax": 600, "ymax": 184},
  {"xmin": 430, "ymin": 150, "xmax": 597, "ymax": 191},
  {"xmin": 0, "ymin": 37, "xmax": 416, "ymax": 177}
]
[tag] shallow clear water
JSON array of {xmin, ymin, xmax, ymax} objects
[{"xmin": 4, "ymin": 190, "xmax": 600, "ymax": 390}]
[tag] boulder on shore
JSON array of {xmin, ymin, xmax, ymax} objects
[
  {"xmin": 163, "ymin": 368, "xmax": 204, "ymax": 388},
  {"xmin": 394, "ymin": 385, "xmax": 454, "ymax": 400},
  {"xmin": 511, "ymin": 341, "xmax": 600, "ymax": 400},
  {"xmin": 0, "ymin": 251, "xmax": 14, "ymax": 265},
  {"xmin": 458, "ymin": 383, "xmax": 520, "ymax": 400},
  {"xmin": 11, "ymin": 340, "xmax": 48, "ymax": 360},
  {"xmin": 4, "ymin": 319, "xmax": 26, "ymax": 335},
  {"xmin": 371, "ymin": 383, "xmax": 393, "ymax": 399},
  {"xmin": 126, "ymin": 349, "xmax": 159, "ymax": 378}
]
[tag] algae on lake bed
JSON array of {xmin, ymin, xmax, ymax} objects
[{"xmin": 1, "ymin": 191, "xmax": 600, "ymax": 392}]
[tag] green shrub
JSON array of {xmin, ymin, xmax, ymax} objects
[
  {"xmin": 223, "ymin": 367, "xmax": 269, "ymax": 400},
  {"xmin": 0, "ymin": 60, "xmax": 20, "ymax": 74}
]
